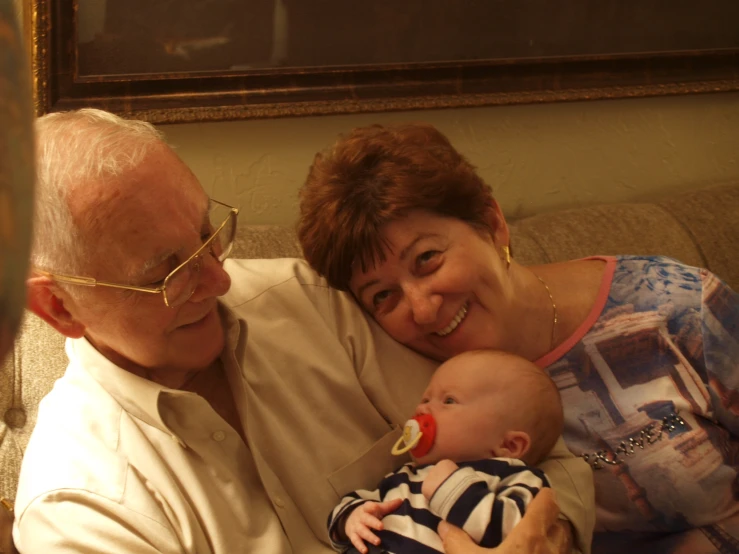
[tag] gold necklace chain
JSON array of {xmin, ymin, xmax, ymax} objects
[{"xmin": 534, "ymin": 274, "xmax": 558, "ymax": 351}]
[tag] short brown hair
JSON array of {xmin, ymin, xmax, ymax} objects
[
  {"xmin": 298, "ymin": 123, "xmax": 495, "ymax": 291},
  {"xmin": 462, "ymin": 350, "xmax": 564, "ymax": 465}
]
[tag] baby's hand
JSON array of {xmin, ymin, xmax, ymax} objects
[
  {"xmin": 343, "ymin": 498, "xmax": 403, "ymax": 553},
  {"xmin": 422, "ymin": 459, "xmax": 459, "ymax": 500}
]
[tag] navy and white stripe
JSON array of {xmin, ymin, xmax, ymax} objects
[{"xmin": 327, "ymin": 458, "xmax": 549, "ymax": 553}]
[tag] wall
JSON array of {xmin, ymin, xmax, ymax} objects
[{"xmin": 160, "ymin": 92, "xmax": 739, "ymax": 225}]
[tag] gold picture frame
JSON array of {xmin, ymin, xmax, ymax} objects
[{"xmin": 29, "ymin": 0, "xmax": 739, "ymax": 124}]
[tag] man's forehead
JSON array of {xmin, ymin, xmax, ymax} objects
[
  {"xmin": 89, "ymin": 197, "xmax": 209, "ymax": 277},
  {"xmin": 138, "ymin": 204, "xmax": 210, "ymax": 264},
  {"xmin": 79, "ymin": 143, "xmax": 205, "ymax": 215}
]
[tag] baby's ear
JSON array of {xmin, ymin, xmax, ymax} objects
[{"xmin": 495, "ymin": 431, "xmax": 531, "ymax": 460}]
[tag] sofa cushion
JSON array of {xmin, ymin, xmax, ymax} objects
[
  {"xmin": 512, "ymin": 202, "xmax": 703, "ymax": 268},
  {"xmin": 0, "ymin": 314, "xmax": 66, "ymax": 499},
  {"xmin": 658, "ymin": 183, "xmax": 739, "ymax": 291}
]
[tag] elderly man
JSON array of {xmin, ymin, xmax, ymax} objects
[{"xmin": 15, "ymin": 109, "xmax": 585, "ymax": 553}]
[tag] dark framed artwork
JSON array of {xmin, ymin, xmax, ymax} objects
[{"xmin": 30, "ymin": 0, "xmax": 739, "ymax": 124}]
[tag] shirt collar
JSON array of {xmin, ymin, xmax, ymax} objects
[{"xmin": 65, "ymin": 302, "xmax": 244, "ymax": 439}]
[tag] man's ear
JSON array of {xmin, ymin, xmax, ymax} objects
[
  {"xmin": 483, "ymin": 199, "xmax": 510, "ymax": 249},
  {"xmin": 494, "ymin": 430, "xmax": 531, "ymax": 461},
  {"xmin": 27, "ymin": 275, "xmax": 86, "ymax": 338}
]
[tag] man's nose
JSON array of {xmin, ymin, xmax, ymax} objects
[
  {"xmin": 190, "ymin": 255, "xmax": 231, "ymax": 302},
  {"xmin": 405, "ymin": 285, "xmax": 442, "ymax": 326}
]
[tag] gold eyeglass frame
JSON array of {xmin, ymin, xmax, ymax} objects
[{"xmin": 35, "ymin": 199, "xmax": 239, "ymax": 308}]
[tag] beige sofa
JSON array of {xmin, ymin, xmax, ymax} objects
[{"xmin": 2, "ymin": 183, "xmax": 738, "ymax": 510}]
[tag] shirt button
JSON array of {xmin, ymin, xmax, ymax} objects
[
  {"xmin": 273, "ymin": 496, "xmax": 285, "ymax": 508},
  {"xmin": 212, "ymin": 431, "xmax": 226, "ymax": 442}
]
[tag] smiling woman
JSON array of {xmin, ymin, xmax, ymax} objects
[{"xmin": 297, "ymin": 122, "xmax": 739, "ymax": 554}]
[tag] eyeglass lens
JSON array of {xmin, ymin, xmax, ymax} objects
[{"xmin": 163, "ymin": 205, "xmax": 236, "ymax": 307}]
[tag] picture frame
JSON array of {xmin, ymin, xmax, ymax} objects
[{"xmin": 29, "ymin": 0, "xmax": 739, "ymax": 125}]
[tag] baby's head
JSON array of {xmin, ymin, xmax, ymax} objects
[{"xmin": 410, "ymin": 349, "xmax": 563, "ymax": 466}]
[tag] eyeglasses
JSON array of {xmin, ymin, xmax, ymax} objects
[{"xmin": 37, "ymin": 199, "xmax": 239, "ymax": 308}]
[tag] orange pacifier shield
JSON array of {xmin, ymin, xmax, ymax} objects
[{"xmin": 390, "ymin": 413, "xmax": 437, "ymax": 458}]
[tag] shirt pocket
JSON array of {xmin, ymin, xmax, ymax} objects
[{"xmin": 327, "ymin": 424, "xmax": 408, "ymax": 498}]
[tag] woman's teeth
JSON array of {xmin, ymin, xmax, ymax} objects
[{"xmin": 436, "ymin": 303, "xmax": 468, "ymax": 337}]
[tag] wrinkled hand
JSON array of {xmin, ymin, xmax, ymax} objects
[
  {"xmin": 344, "ymin": 499, "xmax": 403, "ymax": 554},
  {"xmin": 438, "ymin": 488, "xmax": 571, "ymax": 554},
  {"xmin": 422, "ymin": 459, "xmax": 459, "ymax": 500}
]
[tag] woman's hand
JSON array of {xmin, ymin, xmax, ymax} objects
[{"xmin": 438, "ymin": 488, "xmax": 572, "ymax": 554}]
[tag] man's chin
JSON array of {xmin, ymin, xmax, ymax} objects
[
  {"xmin": 177, "ymin": 319, "xmax": 225, "ymax": 367},
  {"xmin": 188, "ymin": 335, "xmax": 224, "ymax": 369}
]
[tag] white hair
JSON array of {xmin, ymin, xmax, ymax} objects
[{"xmin": 32, "ymin": 108, "xmax": 166, "ymax": 273}]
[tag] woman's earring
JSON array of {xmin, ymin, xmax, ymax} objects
[{"xmin": 502, "ymin": 245, "xmax": 511, "ymax": 269}]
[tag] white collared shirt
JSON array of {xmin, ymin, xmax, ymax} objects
[{"xmin": 13, "ymin": 311, "xmax": 292, "ymax": 553}]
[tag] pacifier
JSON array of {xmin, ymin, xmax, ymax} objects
[{"xmin": 391, "ymin": 413, "xmax": 437, "ymax": 458}]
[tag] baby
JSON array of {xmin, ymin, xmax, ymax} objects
[{"xmin": 327, "ymin": 349, "xmax": 581, "ymax": 554}]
